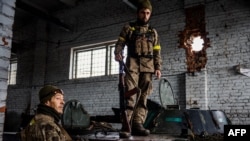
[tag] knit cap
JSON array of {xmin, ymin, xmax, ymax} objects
[
  {"xmin": 137, "ymin": 0, "xmax": 152, "ymax": 12},
  {"xmin": 39, "ymin": 85, "xmax": 63, "ymax": 103}
]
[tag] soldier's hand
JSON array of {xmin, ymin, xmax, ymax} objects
[
  {"xmin": 115, "ymin": 54, "xmax": 123, "ymax": 61},
  {"xmin": 155, "ymin": 70, "xmax": 161, "ymax": 80}
]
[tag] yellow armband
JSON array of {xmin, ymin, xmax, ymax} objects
[
  {"xmin": 153, "ymin": 45, "xmax": 161, "ymax": 51},
  {"xmin": 29, "ymin": 118, "xmax": 35, "ymax": 125},
  {"xmin": 118, "ymin": 36, "xmax": 125, "ymax": 41},
  {"xmin": 130, "ymin": 27, "xmax": 135, "ymax": 31}
]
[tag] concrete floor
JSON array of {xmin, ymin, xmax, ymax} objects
[{"xmin": 76, "ymin": 132, "xmax": 189, "ymax": 141}]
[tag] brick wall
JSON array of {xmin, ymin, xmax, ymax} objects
[
  {"xmin": 5, "ymin": 0, "xmax": 250, "ymax": 135},
  {"xmin": 0, "ymin": 0, "xmax": 16, "ymax": 140}
]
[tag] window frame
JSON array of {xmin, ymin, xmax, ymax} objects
[
  {"xmin": 8, "ymin": 57, "xmax": 17, "ymax": 85},
  {"xmin": 69, "ymin": 40, "xmax": 126, "ymax": 79}
]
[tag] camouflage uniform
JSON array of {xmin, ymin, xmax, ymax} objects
[
  {"xmin": 20, "ymin": 108, "xmax": 72, "ymax": 141},
  {"xmin": 115, "ymin": 21, "xmax": 162, "ymax": 125}
]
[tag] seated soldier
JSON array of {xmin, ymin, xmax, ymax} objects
[{"xmin": 20, "ymin": 85, "xmax": 72, "ymax": 141}]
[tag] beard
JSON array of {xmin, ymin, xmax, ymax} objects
[{"xmin": 137, "ymin": 18, "xmax": 149, "ymax": 26}]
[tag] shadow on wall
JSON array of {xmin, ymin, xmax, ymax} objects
[
  {"xmin": 3, "ymin": 111, "xmax": 34, "ymax": 141},
  {"xmin": 4, "ymin": 111, "xmax": 22, "ymax": 132},
  {"xmin": 4, "ymin": 111, "xmax": 34, "ymax": 132}
]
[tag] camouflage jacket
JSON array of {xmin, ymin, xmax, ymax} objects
[
  {"xmin": 115, "ymin": 21, "xmax": 162, "ymax": 73},
  {"xmin": 20, "ymin": 114, "xmax": 72, "ymax": 141}
]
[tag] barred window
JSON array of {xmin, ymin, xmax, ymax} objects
[
  {"xmin": 70, "ymin": 40, "xmax": 127, "ymax": 79},
  {"xmin": 8, "ymin": 58, "xmax": 17, "ymax": 85}
]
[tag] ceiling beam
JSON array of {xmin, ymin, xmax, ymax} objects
[{"xmin": 16, "ymin": 0, "xmax": 72, "ymax": 32}]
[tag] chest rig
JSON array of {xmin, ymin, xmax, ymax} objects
[{"xmin": 127, "ymin": 22, "xmax": 155, "ymax": 58}]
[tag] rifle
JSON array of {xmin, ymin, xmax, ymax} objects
[
  {"xmin": 118, "ymin": 60, "xmax": 141, "ymax": 136},
  {"xmin": 118, "ymin": 60, "xmax": 131, "ymax": 134}
]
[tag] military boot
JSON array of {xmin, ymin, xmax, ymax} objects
[
  {"xmin": 119, "ymin": 125, "xmax": 131, "ymax": 138},
  {"xmin": 119, "ymin": 131, "xmax": 131, "ymax": 138},
  {"xmin": 131, "ymin": 123, "xmax": 150, "ymax": 136}
]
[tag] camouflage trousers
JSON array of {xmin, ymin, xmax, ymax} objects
[{"xmin": 124, "ymin": 72, "xmax": 153, "ymax": 124}]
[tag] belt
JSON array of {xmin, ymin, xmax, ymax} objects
[{"xmin": 129, "ymin": 54, "xmax": 153, "ymax": 58}]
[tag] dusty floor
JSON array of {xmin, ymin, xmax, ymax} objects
[{"xmin": 74, "ymin": 132, "xmax": 189, "ymax": 141}]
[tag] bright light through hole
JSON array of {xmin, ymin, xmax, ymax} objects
[{"xmin": 191, "ymin": 36, "xmax": 204, "ymax": 51}]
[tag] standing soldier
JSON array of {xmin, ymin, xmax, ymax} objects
[{"xmin": 114, "ymin": 0, "xmax": 162, "ymax": 138}]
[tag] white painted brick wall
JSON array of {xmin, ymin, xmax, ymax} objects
[{"xmin": 0, "ymin": 0, "xmax": 16, "ymax": 140}]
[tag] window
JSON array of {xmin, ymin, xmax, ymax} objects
[
  {"xmin": 8, "ymin": 58, "xmax": 17, "ymax": 85},
  {"xmin": 70, "ymin": 40, "xmax": 127, "ymax": 79}
]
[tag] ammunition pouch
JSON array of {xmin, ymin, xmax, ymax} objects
[
  {"xmin": 133, "ymin": 34, "xmax": 154, "ymax": 56},
  {"xmin": 128, "ymin": 22, "xmax": 155, "ymax": 58}
]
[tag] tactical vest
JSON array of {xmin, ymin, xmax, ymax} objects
[{"xmin": 127, "ymin": 22, "xmax": 155, "ymax": 58}]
